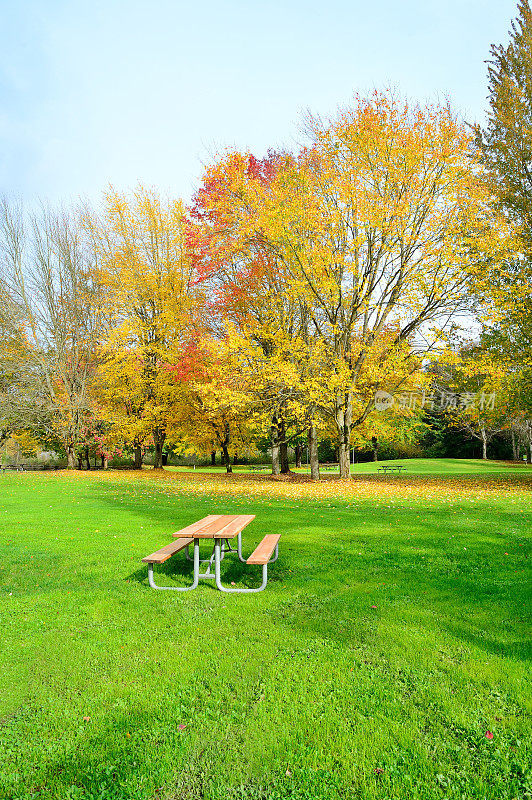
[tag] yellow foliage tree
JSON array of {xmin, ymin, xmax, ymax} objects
[
  {"xmin": 87, "ymin": 185, "xmax": 202, "ymax": 468},
  {"xmin": 194, "ymin": 93, "xmax": 499, "ymax": 477},
  {"xmin": 253, "ymin": 93, "xmax": 502, "ymax": 476}
]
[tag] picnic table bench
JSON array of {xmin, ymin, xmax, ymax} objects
[
  {"xmin": 0, "ymin": 464, "xmax": 26, "ymax": 472},
  {"xmin": 377, "ymin": 464, "xmax": 406, "ymax": 474},
  {"xmin": 142, "ymin": 514, "xmax": 280, "ymax": 593}
]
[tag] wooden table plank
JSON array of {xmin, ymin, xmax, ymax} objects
[
  {"xmin": 210, "ymin": 514, "xmax": 256, "ymax": 539},
  {"xmin": 173, "ymin": 514, "xmax": 255, "ymax": 539},
  {"xmin": 171, "ymin": 514, "xmax": 223, "ymax": 538}
]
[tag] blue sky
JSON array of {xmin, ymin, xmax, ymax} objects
[{"xmin": 0, "ymin": 0, "xmax": 517, "ymax": 206}]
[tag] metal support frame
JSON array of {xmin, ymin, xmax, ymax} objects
[
  {"xmin": 214, "ymin": 538, "xmax": 278, "ymax": 593},
  {"xmin": 146, "ymin": 532, "xmax": 279, "ymax": 593},
  {"xmin": 147, "ymin": 540, "xmax": 200, "ymax": 591},
  {"xmin": 235, "ymin": 531, "xmax": 277, "ymax": 564}
]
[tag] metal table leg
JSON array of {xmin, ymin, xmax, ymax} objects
[
  {"xmin": 147, "ymin": 540, "xmax": 200, "ymax": 590},
  {"xmin": 214, "ymin": 538, "xmax": 268, "ymax": 593},
  {"xmin": 236, "ymin": 531, "xmax": 278, "ymax": 564}
]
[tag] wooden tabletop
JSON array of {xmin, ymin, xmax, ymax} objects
[{"xmin": 172, "ymin": 514, "xmax": 255, "ymax": 539}]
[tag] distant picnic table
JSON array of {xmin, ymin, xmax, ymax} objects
[
  {"xmin": 377, "ymin": 464, "xmax": 406, "ymax": 475},
  {"xmin": 0, "ymin": 464, "xmax": 63, "ymax": 472}
]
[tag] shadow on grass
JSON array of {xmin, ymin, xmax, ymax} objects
[
  {"xmin": 7, "ymin": 704, "xmax": 203, "ymax": 800},
  {"xmin": 91, "ymin": 481, "xmax": 531, "ymax": 662},
  {"xmin": 128, "ymin": 545, "xmax": 283, "ymax": 592},
  {"xmin": 440, "ymin": 621, "xmax": 531, "ymax": 661},
  {"xmin": 271, "ymin": 514, "xmax": 531, "ymax": 664},
  {"xmin": 6, "ymin": 697, "xmax": 349, "ymax": 800}
]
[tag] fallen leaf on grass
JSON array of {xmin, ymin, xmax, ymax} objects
[
  {"xmin": 82, "ymin": 716, "xmax": 90, "ymax": 722},
  {"xmin": 374, "ymin": 767, "xmax": 384, "ymax": 775},
  {"xmin": 178, "ymin": 724, "xmax": 187, "ymax": 730},
  {"xmin": 485, "ymin": 731, "xmax": 494, "ymax": 739}
]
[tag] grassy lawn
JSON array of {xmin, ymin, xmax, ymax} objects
[
  {"xmin": 347, "ymin": 458, "xmax": 532, "ymax": 475},
  {"xmin": 1, "ymin": 465, "xmax": 531, "ymax": 799},
  {"xmin": 166, "ymin": 457, "xmax": 531, "ymax": 476}
]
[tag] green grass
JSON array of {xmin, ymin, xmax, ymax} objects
[
  {"xmin": 0, "ymin": 467, "xmax": 531, "ymax": 799},
  {"xmin": 347, "ymin": 458, "xmax": 530, "ymax": 475},
  {"xmin": 166, "ymin": 457, "xmax": 531, "ymax": 476}
]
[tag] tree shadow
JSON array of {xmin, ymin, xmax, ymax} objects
[
  {"xmin": 5, "ymin": 704, "xmax": 205, "ymax": 800},
  {"xmin": 88, "ymin": 480, "xmax": 530, "ymax": 661},
  {"xmin": 272, "ymin": 508, "xmax": 531, "ymax": 664}
]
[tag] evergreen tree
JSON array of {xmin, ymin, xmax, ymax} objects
[
  {"xmin": 474, "ymin": 1, "xmax": 532, "ymax": 385},
  {"xmin": 476, "ymin": 1, "xmax": 532, "ymax": 238}
]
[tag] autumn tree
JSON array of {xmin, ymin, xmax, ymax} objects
[
  {"xmin": 0, "ymin": 199, "xmax": 102, "ymax": 467},
  {"xmin": 250, "ymin": 93, "xmax": 496, "ymax": 477},
  {"xmin": 169, "ymin": 337, "xmax": 256, "ymax": 472},
  {"xmin": 443, "ymin": 344, "xmax": 511, "ymax": 459},
  {"xmin": 476, "ymin": 1, "xmax": 532, "ymax": 242},
  {"xmin": 191, "ymin": 152, "xmax": 329, "ymax": 477},
  {"xmin": 88, "ymin": 186, "xmax": 201, "ymax": 469}
]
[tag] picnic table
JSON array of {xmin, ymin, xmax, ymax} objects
[
  {"xmin": 377, "ymin": 464, "xmax": 406, "ymax": 474},
  {"xmin": 142, "ymin": 514, "xmax": 280, "ymax": 594}
]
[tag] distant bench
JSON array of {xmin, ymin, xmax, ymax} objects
[{"xmin": 0, "ymin": 464, "xmax": 64, "ymax": 472}]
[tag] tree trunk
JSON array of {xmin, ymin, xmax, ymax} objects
[
  {"xmin": 481, "ymin": 427, "xmax": 488, "ymax": 460},
  {"xmin": 134, "ymin": 444, "xmax": 143, "ymax": 469},
  {"xmin": 220, "ymin": 422, "xmax": 233, "ymax": 473},
  {"xmin": 295, "ymin": 443, "xmax": 302, "ymax": 469},
  {"xmin": 153, "ymin": 428, "xmax": 166, "ymax": 469},
  {"xmin": 336, "ymin": 393, "xmax": 352, "ymax": 479},
  {"xmin": 279, "ymin": 417, "xmax": 288, "ymax": 473},
  {"xmin": 66, "ymin": 445, "xmax": 76, "ymax": 470},
  {"xmin": 103, "ymin": 455, "xmax": 108, "ymax": 470},
  {"xmin": 85, "ymin": 446, "xmax": 91, "ymax": 470},
  {"xmin": 77, "ymin": 454, "xmax": 83, "ymax": 470},
  {"xmin": 512, "ymin": 429, "xmax": 518, "ymax": 461},
  {"xmin": 308, "ymin": 425, "xmax": 320, "ymax": 481},
  {"xmin": 371, "ymin": 436, "xmax": 378, "ymax": 462},
  {"xmin": 338, "ymin": 439, "xmax": 350, "ymax": 479},
  {"xmin": 221, "ymin": 443, "xmax": 233, "ymax": 473},
  {"xmin": 280, "ymin": 441, "xmax": 289, "ymax": 473},
  {"xmin": 233, "ymin": 452, "xmax": 238, "ymax": 466},
  {"xmin": 270, "ymin": 415, "xmax": 280, "ymax": 475},
  {"xmin": 211, "ymin": 451, "xmax": 216, "ymax": 466}
]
